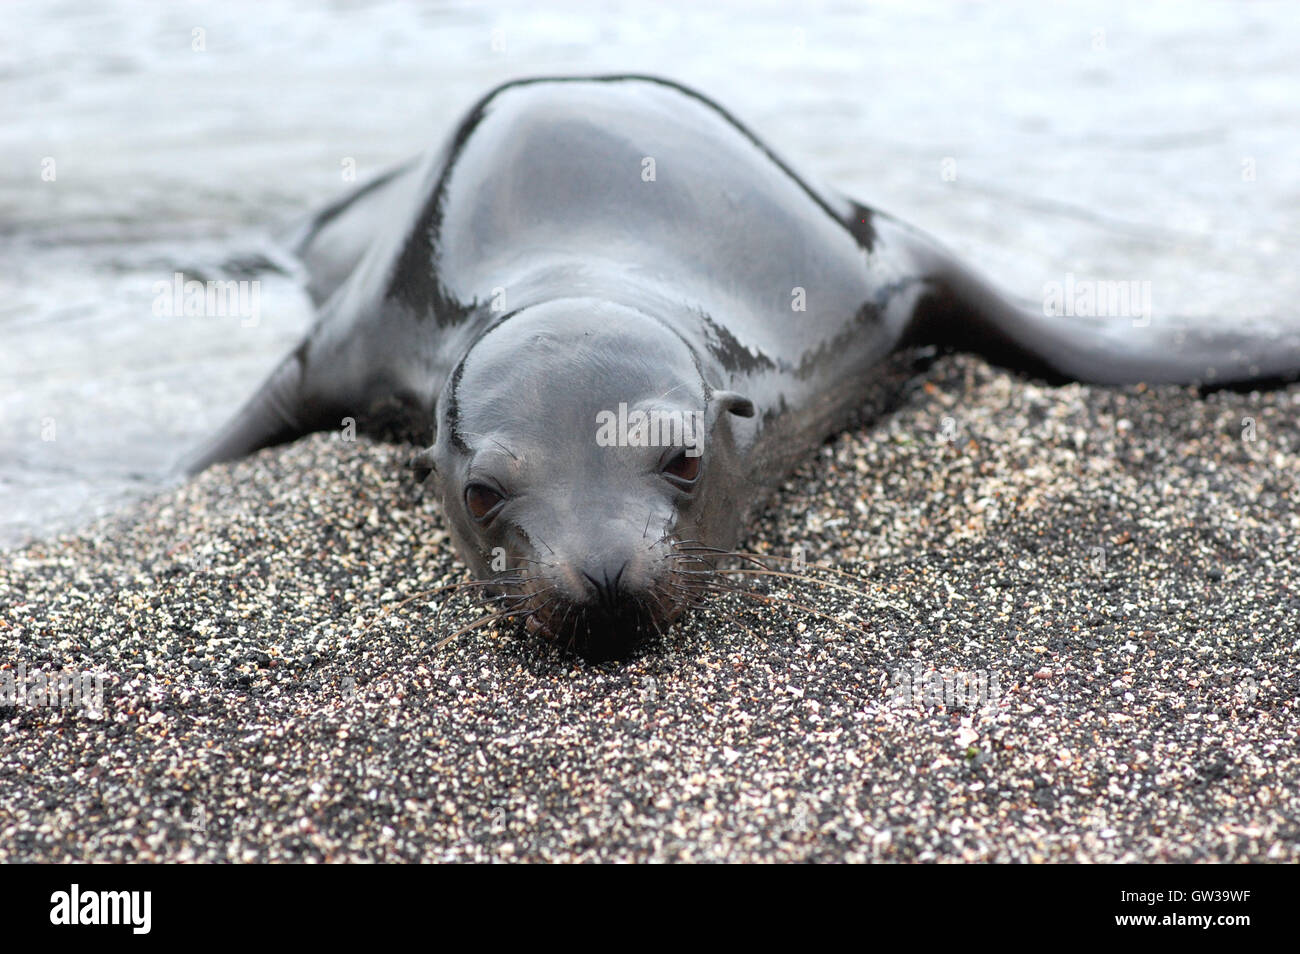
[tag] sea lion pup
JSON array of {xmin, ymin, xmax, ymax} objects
[{"xmin": 185, "ymin": 75, "xmax": 1300, "ymax": 659}]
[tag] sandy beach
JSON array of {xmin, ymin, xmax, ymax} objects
[{"xmin": 3, "ymin": 354, "xmax": 1296, "ymax": 863}]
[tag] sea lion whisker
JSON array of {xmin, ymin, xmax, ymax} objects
[
  {"xmin": 683, "ymin": 589, "xmax": 766, "ymax": 644},
  {"xmin": 553, "ymin": 600, "xmax": 580, "ymax": 644},
  {"xmin": 669, "ymin": 540, "xmax": 731, "ymax": 554},
  {"xmin": 433, "ymin": 606, "xmax": 534, "ymax": 651},
  {"xmin": 709, "ymin": 567, "xmax": 912, "ymax": 617},
  {"xmin": 361, "ymin": 577, "xmax": 524, "ymax": 637},
  {"xmin": 514, "ymin": 593, "xmax": 560, "ymax": 638},
  {"xmin": 678, "ymin": 547, "xmax": 892, "ymax": 587},
  {"xmin": 662, "ymin": 550, "xmax": 718, "ymax": 565},
  {"xmin": 670, "ymin": 552, "xmax": 914, "ymax": 623},
  {"xmin": 479, "ymin": 583, "xmax": 559, "ymax": 616},
  {"xmin": 661, "ymin": 581, "xmax": 716, "ymax": 612},
  {"xmin": 644, "ymin": 584, "xmax": 683, "ymax": 628},
  {"xmin": 431, "ymin": 572, "xmax": 539, "ymax": 638},
  {"xmin": 650, "ymin": 527, "xmax": 681, "ymax": 546},
  {"xmin": 667, "ymin": 546, "xmax": 913, "ymax": 617},
  {"xmin": 688, "ymin": 581, "xmax": 875, "ymax": 640},
  {"xmin": 508, "ymin": 556, "xmax": 557, "ymax": 569}
]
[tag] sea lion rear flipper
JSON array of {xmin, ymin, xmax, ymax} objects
[{"xmin": 897, "ymin": 227, "xmax": 1300, "ymax": 389}]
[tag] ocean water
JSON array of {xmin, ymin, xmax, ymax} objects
[{"xmin": 2, "ymin": 0, "xmax": 1298, "ymax": 547}]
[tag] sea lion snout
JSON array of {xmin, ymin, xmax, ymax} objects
[
  {"xmin": 515, "ymin": 513, "xmax": 686, "ymax": 659},
  {"xmin": 579, "ymin": 554, "xmax": 631, "ymax": 612}
]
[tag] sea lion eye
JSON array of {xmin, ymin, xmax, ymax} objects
[
  {"xmin": 465, "ymin": 483, "xmax": 505, "ymax": 521},
  {"xmin": 661, "ymin": 450, "xmax": 700, "ymax": 484}
]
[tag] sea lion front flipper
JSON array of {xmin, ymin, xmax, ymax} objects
[
  {"xmin": 179, "ymin": 298, "xmax": 437, "ymax": 475},
  {"xmin": 280, "ymin": 158, "xmax": 422, "ymax": 308},
  {"xmin": 182, "ymin": 149, "xmax": 452, "ymax": 475},
  {"xmin": 178, "ymin": 348, "xmax": 320, "ymax": 474}
]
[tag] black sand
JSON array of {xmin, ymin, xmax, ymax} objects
[{"xmin": 2, "ymin": 355, "xmax": 1297, "ymax": 862}]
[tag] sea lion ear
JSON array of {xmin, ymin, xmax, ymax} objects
[
  {"xmin": 714, "ymin": 391, "xmax": 756, "ymax": 418},
  {"xmin": 409, "ymin": 445, "xmax": 437, "ymax": 483}
]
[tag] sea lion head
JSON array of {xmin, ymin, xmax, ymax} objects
[{"xmin": 416, "ymin": 298, "xmax": 755, "ymax": 660}]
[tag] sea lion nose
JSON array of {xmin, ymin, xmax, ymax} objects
[{"xmin": 580, "ymin": 559, "xmax": 629, "ymax": 612}]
